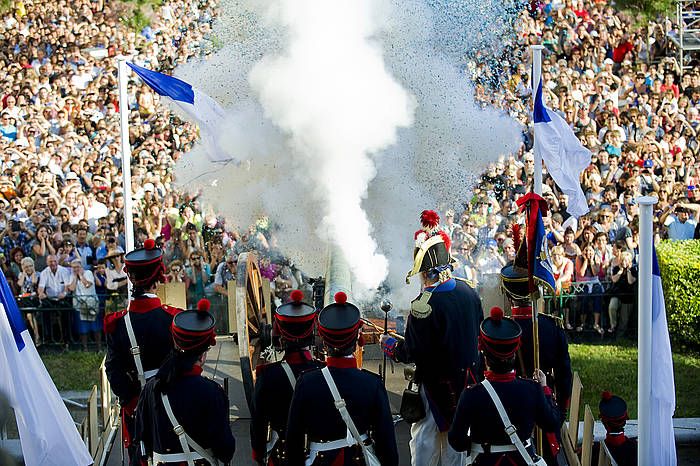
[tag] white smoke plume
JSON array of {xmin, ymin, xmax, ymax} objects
[
  {"xmin": 248, "ymin": 1, "xmax": 414, "ymax": 290},
  {"xmin": 173, "ymin": 0, "xmax": 522, "ymax": 300}
]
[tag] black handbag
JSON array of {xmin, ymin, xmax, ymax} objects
[{"xmin": 400, "ymin": 380, "xmax": 425, "ymax": 424}]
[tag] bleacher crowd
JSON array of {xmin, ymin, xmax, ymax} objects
[
  {"xmin": 0, "ymin": 0, "xmax": 697, "ymax": 349},
  {"xmin": 455, "ymin": 0, "xmax": 700, "ymax": 335}
]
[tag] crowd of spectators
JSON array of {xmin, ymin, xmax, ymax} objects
[
  {"xmin": 0, "ymin": 0, "xmax": 279, "ymax": 349},
  {"xmin": 453, "ymin": 0, "xmax": 700, "ymax": 337},
  {"xmin": 0, "ymin": 0, "xmax": 698, "ymax": 348}
]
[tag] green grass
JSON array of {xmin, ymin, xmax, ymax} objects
[
  {"xmin": 570, "ymin": 340, "xmax": 700, "ymax": 419},
  {"xmin": 40, "ymin": 351, "xmax": 105, "ymax": 391}
]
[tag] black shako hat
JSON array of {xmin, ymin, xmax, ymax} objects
[
  {"xmin": 479, "ymin": 306, "xmax": 522, "ymax": 359},
  {"xmin": 124, "ymin": 238, "xmax": 165, "ymax": 288},
  {"xmin": 274, "ymin": 289, "xmax": 316, "ymax": 343},
  {"xmin": 317, "ymin": 292, "xmax": 362, "ymax": 351},
  {"xmin": 172, "ymin": 299, "xmax": 216, "ymax": 354},
  {"xmin": 500, "ymin": 224, "xmax": 531, "ymax": 301},
  {"xmin": 599, "ymin": 391, "xmax": 629, "ymax": 423}
]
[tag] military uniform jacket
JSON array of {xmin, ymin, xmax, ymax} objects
[
  {"xmin": 251, "ymin": 350, "xmax": 323, "ymax": 464},
  {"xmin": 135, "ymin": 365, "xmax": 236, "ymax": 465},
  {"xmin": 592, "ymin": 435, "xmax": 637, "ymax": 466},
  {"xmin": 448, "ymin": 373, "xmax": 563, "ymax": 465},
  {"xmin": 104, "ymin": 296, "xmax": 181, "ymax": 407},
  {"xmin": 393, "ymin": 278, "xmax": 483, "ymax": 430},
  {"xmin": 512, "ymin": 307, "xmax": 573, "ymax": 411},
  {"xmin": 285, "ymin": 357, "xmax": 399, "ymax": 466}
]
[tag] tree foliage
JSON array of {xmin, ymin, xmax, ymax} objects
[
  {"xmin": 656, "ymin": 240, "xmax": 700, "ymax": 349},
  {"xmin": 615, "ymin": 0, "xmax": 675, "ymax": 19}
]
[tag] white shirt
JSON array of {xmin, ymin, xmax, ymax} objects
[
  {"xmin": 39, "ymin": 266, "xmax": 72, "ymax": 298},
  {"xmin": 67, "ymin": 270, "xmax": 97, "ymax": 297}
]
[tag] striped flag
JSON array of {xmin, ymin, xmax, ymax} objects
[
  {"xmin": 127, "ymin": 62, "xmax": 232, "ymax": 163},
  {"xmin": 650, "ymin": 250, "xmax": 677, "ymax": 465},
  {"xmin": 0, "ymin": 270, "xmax": 92, "ymax": 465}
]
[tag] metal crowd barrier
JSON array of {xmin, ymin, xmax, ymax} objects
[{"xmin": 16, "ymin": 293, "xmax": 128, "ymax": 346}]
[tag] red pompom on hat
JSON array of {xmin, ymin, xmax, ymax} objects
[
  {"xmin": 601, "ymin": 391, "xmax": 613, "ymax": 401},
  {"xmin": 197, "ymin": 298, "xmax": 211, "ymax": 312},
  {"xmin": 290, "ymin": 289, "xmax": 304, "ymax": 303},
  {"xmin": 420, "ymin": 210, "xmax": 440, "ymax": 229},
  {"xmin": 144, "ymin": 238, "xmax": 156, "ymax": 250},
  {"xmin": 334, "ymin": 291, "xmax": 347, "ymax": 304},
  {"xmin": 490, "ymin": 306, "xmax": 504, "ymax": 321}
]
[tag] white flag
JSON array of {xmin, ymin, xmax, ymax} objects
[
  {"xmin": 533, "ymin": 79, "xmax": 591, "ymax": 218},
  {"xmin": 0, "ymin": 270, "xmax": 92, "ymax": 466},
  {"xmin": 650, "ymin": 250, "xmax": 677, "ymax": 465}
]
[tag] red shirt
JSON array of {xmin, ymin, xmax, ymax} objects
[{"xmin": 612, "ymin": 41, "xmax": 634, "ymax": 63}]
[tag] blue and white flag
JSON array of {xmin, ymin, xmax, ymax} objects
[
  {"xmin": 516, "ymin": 192, "xmax": 556, "ymax": 294},
  {"xmin": 127, "ymin": 62, "xmax": 232, "ymax": 163},
  {"xmin": 0, "ymin": 270, "xmax": 92, "ymax": 465},
  {"xmin": 533, "ymin": 79, "xmax": 591, "ymax": 218},
  {"xmin": 650, "ymin": 251, "xmax": 677, "ymax": 465}
]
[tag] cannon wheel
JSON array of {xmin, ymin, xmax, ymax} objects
[{"xmin": 235, "ymin": 252, "xmax": 270, "ymax": 415}]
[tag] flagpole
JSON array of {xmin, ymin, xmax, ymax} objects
[
  {"xmin": 530, "ymin": 44, "xmax": 546, "ymax": 457},
  {"xmin": 118, "ymin": 59, "xmax": 135, "ymax": 255},
  {"xmin": 530, "ymin": 44, "xmax": 545, "ymax": 196},
  {"xmin": 637, "ymin": 195, "xmax": 657, "ymax": 466}
]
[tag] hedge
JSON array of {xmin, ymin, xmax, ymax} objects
[{"xmin": 656, "ymin": 240, "xmax": 700, "ymax": 349}]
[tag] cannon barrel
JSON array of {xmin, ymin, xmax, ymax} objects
[{"xmin": 323, "ymin": 246, "xmax": 353, "ymax": 306}]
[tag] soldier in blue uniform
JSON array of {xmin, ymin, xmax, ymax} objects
[
  {"xmin": 448, "ymin": 307, "xmax": 563, "ymax": 465},
  {"xmin": 500, "ymin": 231, "xmax": 573, "ymax": 463},
  {"xmin": 104, "ymin": 238, "xmax": 182, "ymax": 465},
  {"xmin": 134, "ymin": 298, "xmax": 236, "ymax": 465},
  {"xmin": 251, "ymin": 289, "xmax": 323, "ymax": 465},
  {"xmin": 381, "ymin": 210, "xmax": 483, "ymax": 466},
  {"xmin": 286, "ymin": 291, "xmax": 399, "ymax": 466},
  {"xmin": 592, "ymin": 392, "xmax": 637, "ymax": 466}
]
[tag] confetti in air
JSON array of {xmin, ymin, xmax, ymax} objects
[{"xmin": 173, "ymin": 0, "xmax": 523, "ymax": 295}]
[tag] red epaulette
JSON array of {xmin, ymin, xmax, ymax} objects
[
  {"xmin": 255, "ymin": 362, "xmax": 273, "ymax": 377},
  {"xmin": 161, "ymin": 305, "xmax": 183, "ymax": 317},
  {"xmin": 104, "ymin": 310, "xmax": 128, "ymax": 334}
]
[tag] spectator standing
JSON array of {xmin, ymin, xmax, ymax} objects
[
  {"xmin": 213, "ymin": 253, "xmax": 237, "ymax": 298},
  {"xmin": 575, "ymin": 244, "xmax": 604, "ymax": 335},
  {"xmin": 66, "ymin": 259, "xmax": 101, "ymax": 351},
  {"xmin": 17, "ymin": 256, "xmax": 40, "ymax": 345},
  {"xmin": 75, "ymin": 227, "xmax": 95, "ymax": 270},
  {"xmin": 30, "ymin": 224, "xmax": 55, "ymax": 272},
  {"xmin": 186, "ymin": 249, "xmax": 211, "ymax": 307},
  {"xmin": 551, "ymin": 245, "xmax": 574, "ymax": 329},
  {"xmin": 607, "ymin": 251, "xmax": 637, "ymax": 337},
  {"xmin": 37, "ymin": 254, "xmax": 72, "ymax": 344}
]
